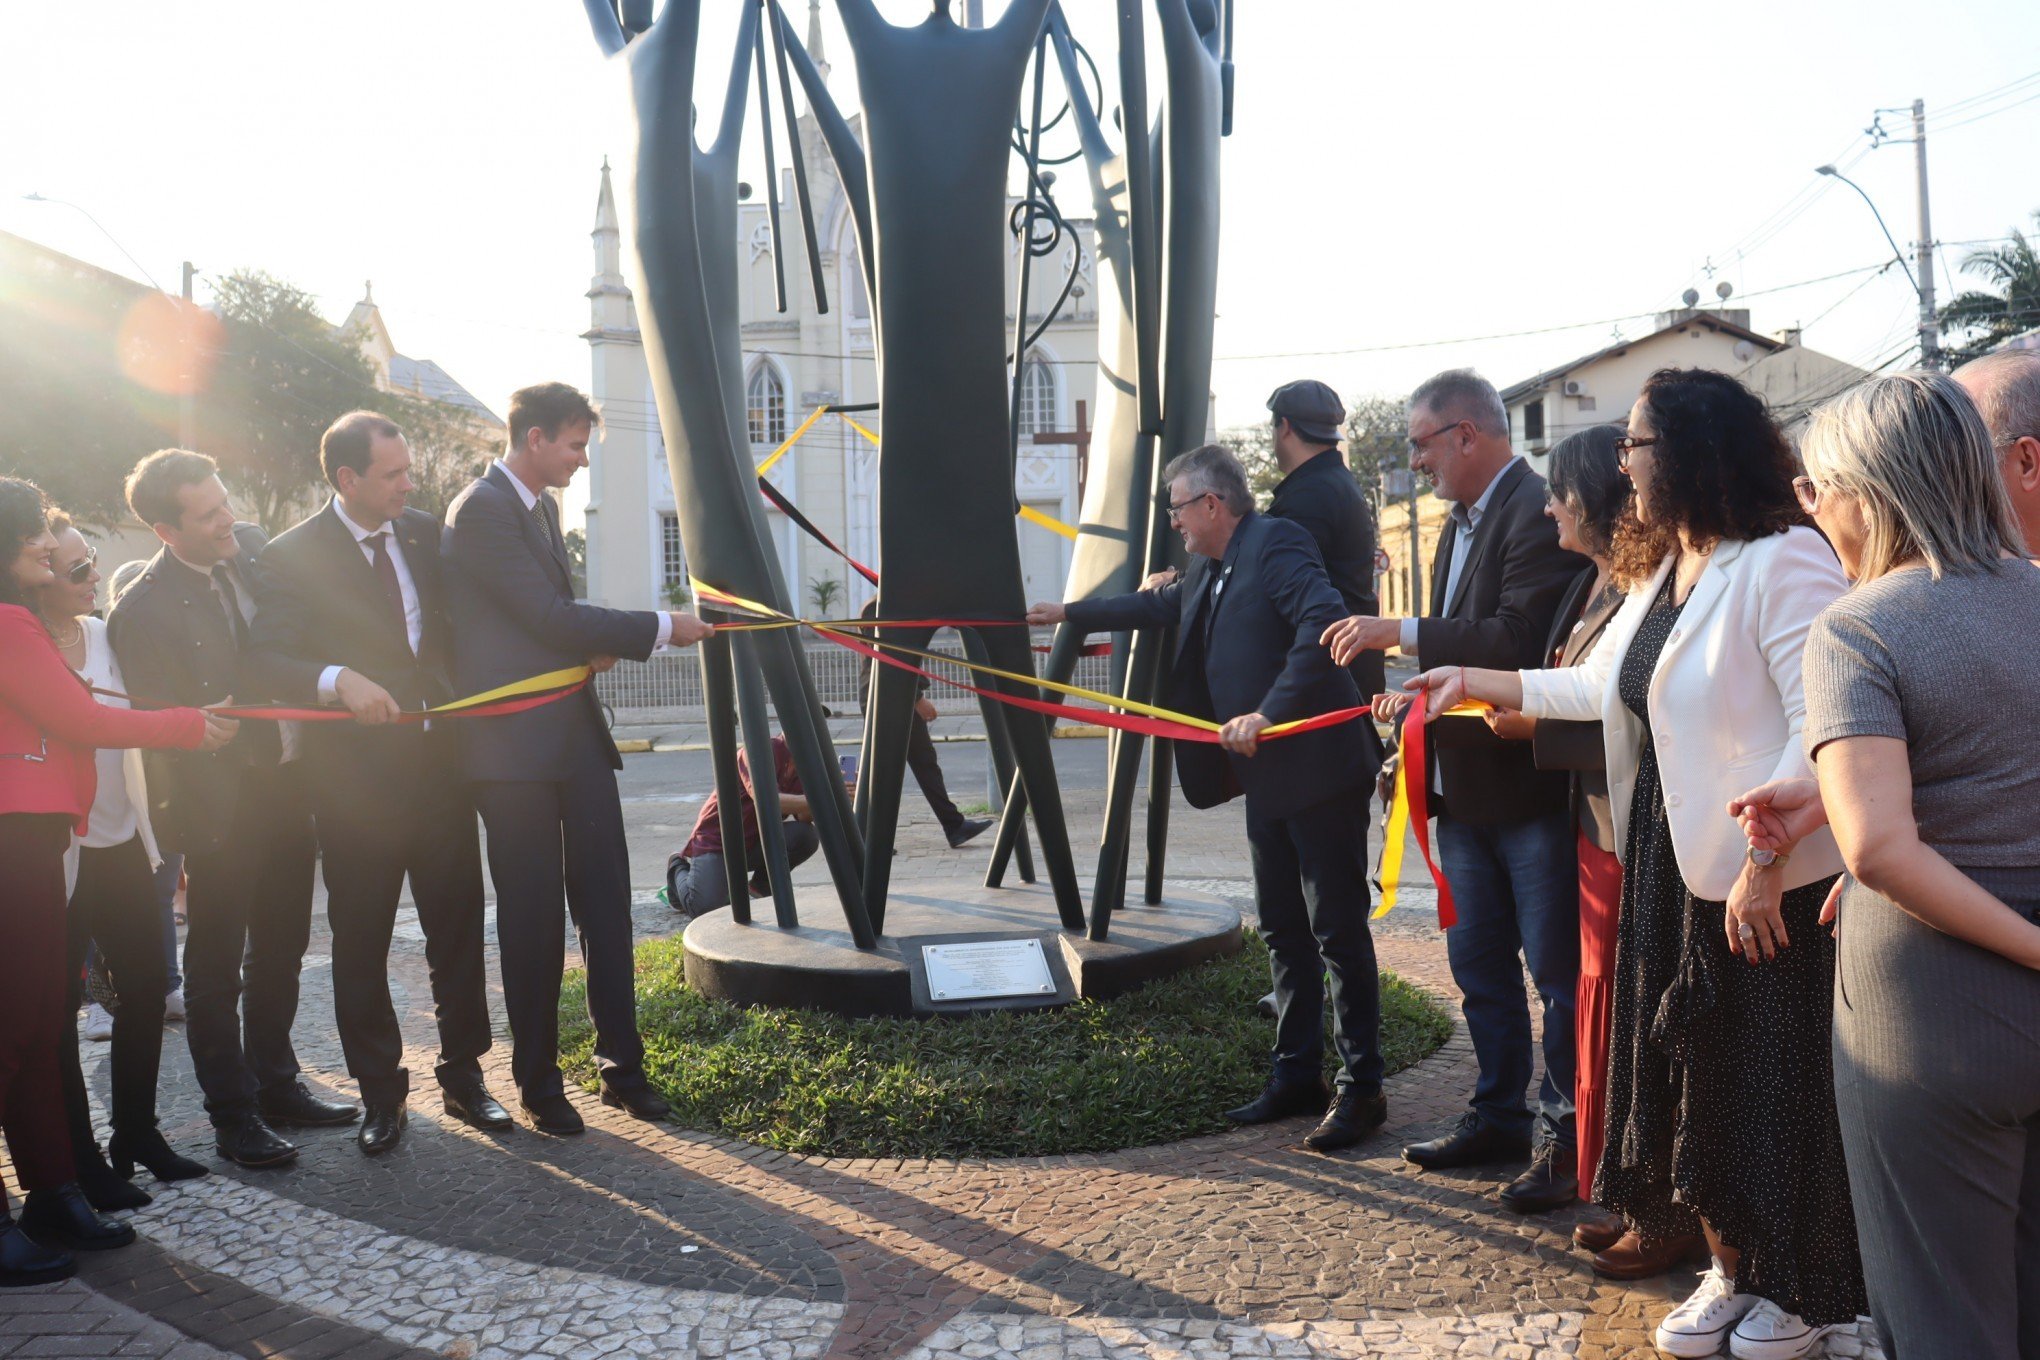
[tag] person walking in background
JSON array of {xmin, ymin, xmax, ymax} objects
[
  {"xmin": 442, "ymin": 382, "xmax": 712, "ymax": 1137},
  {"xmin": 1031, "ymin": 444, "xmax": 1388, "ymax": 1152},
  {"xmin": 1387, "ymin": 369, "xmax": 1864, "ymax": 1359},
  {"xmin": 1322, "ymin": 368, "xmax": 1584, "ymax": 1213},
  {"xmin": 857, "ymin": 599, "xmax": 991, "ymax": 850},
  {"xmin": 109, "ymin": 451, "xmax": 357, "ymax": 1169},
  {"xmin": 1734, "ymin": 372, "xmax": 2040, "ymax": 1360},
  {"xmin": 246, "ymin": 411, "xmax": 506, "ymax": 1157},
  {"xmin": 0, "ymin": 477, "xmax": 231, "ymax": 1288},
  {"xmin": 35, "ymin": 514, "xmax": 210, "ymax": 1212}
]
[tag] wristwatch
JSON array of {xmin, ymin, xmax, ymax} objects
[{"xmin": 1748, "ymin": 845, "xmax": 1791, "ymax": 869}]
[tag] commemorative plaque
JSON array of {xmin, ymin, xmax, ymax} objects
[{"xmin": 921, "ymin": 938, "xmax": 1056, "ymax": 1002}]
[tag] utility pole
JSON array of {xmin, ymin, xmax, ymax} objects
[
  {"xmin": 179, "ymin": 260, "xmax": 198, "ymax": 449},
  {"xmin": 1911, "ymin": 100, "xmax": 1940, "ymax": 371}
]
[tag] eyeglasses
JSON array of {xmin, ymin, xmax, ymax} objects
[
  {"xmin": 1406, "ymin": 420, "xmax": 1467, "ymax": 457},
  {"xmin": 63, "ymin": 547, "xmax": 98, "ymax": 585},
  {"xmin": 1165, "ymin": 491, "xmax": 1214, "ymax": 520},
  {"xmin": 1792, "ymin": 475, "xmax": 1823, "ymax": 514},
  {"xmin": 1613, "ymin": 435, "xmax": 1659, "ymax": 471}
]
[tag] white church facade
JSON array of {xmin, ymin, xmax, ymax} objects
[{"xmin": 567, "ymin": 18, "xmax": 1100, "ymax": 616}]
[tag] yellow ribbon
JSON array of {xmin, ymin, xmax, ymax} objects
[
  {"xmin": 754, "ymin": 405, "xmax": 828, "ymax": 479},
  {"xmin": 1375, "ymin": 756, "xmax": 1411, "ymax": 920},
  {"xmin": 1017, "ymin": 502, "xmax": 1081, "ymax": 541},
  {"xmin": 426, "ymin": 666, "xmax": 595, "ymax": 713}
]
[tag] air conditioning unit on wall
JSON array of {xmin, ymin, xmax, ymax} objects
[{"xmin": 1562, "ymin": 379, "xmax": 1585, "ymax": 397}]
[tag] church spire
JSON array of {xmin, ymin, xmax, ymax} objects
[
  {"xmin": 587, "ymin": 157, "xmax": 634, "ymax": 338},
  {"xmin": 806, "ymin": 0, "xmax": 830, "ymax": 83}
]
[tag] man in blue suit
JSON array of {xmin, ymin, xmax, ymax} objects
[
  {"xmin": 1029, "ymin": 444, "xmax": 1386, "ymax": 1151},
  {"xmin": 442, "ymin": 383, "xmax": 712, "ymax": 1136}
]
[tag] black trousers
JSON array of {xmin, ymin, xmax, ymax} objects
[
  {"xmin": 315, "ymin": 741, "xmax": 490, "ymax": 1106},
  {"xmin": 1246, "ymin": 786, "xmax": 1385, "ymax": 1096},
  {"xmin": 60, "ymin": 836, "xmax": 167, "ymax": 1153},
  {"xmin": 472, "ymin": 760, "xmax": 644, "ymax": 1100},
  {"xmin": 905, "ymin": 714, "xmax": 964, "ymax": 834},
  {"xmin": 0, "ymin": 814, "xmax": 78, "ymax": 1204},
  {"xmin": 180, "ymin": 761, "xmax": 317, "ymax": 1124}
]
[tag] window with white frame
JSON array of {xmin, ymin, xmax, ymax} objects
[
  {"xmin": 747, "ymin": 362, "xmax": 787, "ymax": 447},
  {"xmin": 1017, "ymin": 349, "xmax": 1056, "ymax": 436},
  {"xmin": 660, "ymin": 512, "xmax": 686, "ymax": 596}
]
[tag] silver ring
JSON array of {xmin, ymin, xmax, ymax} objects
[{"xmin": 1736, "ymin": 922, "xmax": 1756, "ymax": 938}]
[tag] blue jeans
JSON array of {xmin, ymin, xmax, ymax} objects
[{"xmin": 1436, "ymin": 811, "xmax": 1578, "ymax": 1144}]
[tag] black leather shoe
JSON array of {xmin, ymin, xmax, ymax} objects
[
  {"xmin": 601, "ymin": 1085, "xmax": 672, "ymax": 1122},
  {"xmin": 945, "ymin": 818, "xmax": 994, "ymax": 849},
  {"xmin": 1499, "ymin": 1140, "xmax": 1580, "ymax": 1213},
  {"xmin": 1304, "ymin": 1089, "xmax": 1389, "ymax": 1152},
  {"xmin": 214, "ymin": 1116, "xmax": 298, "ymax": 1168},
  {"xmin": 76, "ymin": 1148, "xmax": 151, "ymax": 1212},
  {"xmin": 108, "ymin": 1129, "xmax": 208, "ymax": 1183},
  {"xmin": 1223, "ymin": 1077, "xmax": 1331, "ymax": 1125},
  {"xmin": 1402, "ymin": 1112, "xmax": 1533, "ymax": 1170},
  {"xmin": 20, "ymin": 1185, "xmax": 136, "ymax": 1251},
  {"xmin": 520, "ymin": 1093, "xmax": 585, "ymax": 1137},
  {"xmin": 0, "ymin": 1218, "xmax": 75, "ymax": 1287},
  {"xmin": 259, "ymin": 1081, "xmax": 359, "ymax": 1128},
  {"xmin": 358, "ymin": 1103, "xmax": 408, "ymax": 1157},
  {"xmin": 442, "ymin": 1084, "xmax": 513, "ymax": 1131}
]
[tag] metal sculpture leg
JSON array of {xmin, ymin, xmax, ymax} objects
[
  {"xmin": 984, "ymin": 622, "xmax": 1090, "ymax": 888},
  {"xmin": 732, "ymin": 631, "xmax": 798, "ymax": 928},
  {"xmin": 757, "ymin": 629, "xmax": 874, "ymax": 947},
  {"xmin": 858, "ymin": 623, "xmax": 935, "ymax": 937},
  {"xmin": 1145, "ymin": 736, "xmax": 1174, "ymax": 905},
  {"xmin": 968, "ymin": 626, "xmax": 1084, "ymax": 932},
  {"xmin": 699, "ymin": 631, "xmax": 751, "ymax": 923},
  {"xmin": 958, "ymin": 630, "xmax": 1036, "ymax": 889}
]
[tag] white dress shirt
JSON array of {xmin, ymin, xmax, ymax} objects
[
  {"xmin": 317, "ymin": 500, "xmax": 425, "ymax": 701},
  {"xmin": 1398, "ymin": 456, "xmax": 1520, "ymax": 653},
  {"xmin": 493, "ymin": 459, "xmax": 672, "ymax": 648}
]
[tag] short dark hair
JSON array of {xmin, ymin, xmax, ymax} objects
[
  {"xmin": 507, "ymin": 382, "xmax": 601, "ymax": 452},
  {"xmin": 1544, "ymin": 425, "xmax": 1629, "ymax": 558},
  {"xmin": 0, "ymin": 477, "xmax": 51, "ymax": 608},
  {"xmin": 321, "ymin": 410, "xmax": 404, "ymax": 489},
  {"xmin": 1165, "ymin": 443, "xmax": 1254, "ymax": 516},
  {"xmin": 1611, "ymin": 368, "xmax": 1802, "ymax": 588},
  {"xmin": 125, "ymin": 449, "xmax": 220, "ymax": 530}
]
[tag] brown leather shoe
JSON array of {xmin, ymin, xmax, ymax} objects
[
  {"xmin": 1590, "ymin": 1229, "xmax": 1704, "ymax": 1280},
  {"xmin": 1572, "ymin": 1207, "xmax": 1625, "ymax": 1253}
]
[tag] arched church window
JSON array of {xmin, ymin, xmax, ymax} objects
[
  {"xmin": 747, "ymin": 362, "xmax": 787, "ymax": 446},
  {"xmin": 1017, "ymin": 350, "xmax": 1057, "ymax": 436}
]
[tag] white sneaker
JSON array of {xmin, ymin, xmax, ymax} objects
[
  {"xmin": 1730, "ymin": 1300, "xmax": 1833, "ymax": 1360},
  {"xmin": 82, "ymin": 1003, "xmax": 115, "ymax": 1042},
  {"xmin": 1656, "ymin": 1261, "xmax": 1757, "ymax": 1357},
  {"xmin": 163, "ymin": 989, "xmax": 187, "ymax": 1022}
]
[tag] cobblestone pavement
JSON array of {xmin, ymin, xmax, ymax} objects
[{"xmin": 3, "ymin": 751, "xmax": 1883, "ymax": 1360}]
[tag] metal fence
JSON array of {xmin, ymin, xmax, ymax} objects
[{"xmin": 595, "ymin": 631, "xmax": 1119, "ymax": 722}]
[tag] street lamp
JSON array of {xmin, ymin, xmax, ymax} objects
[{"xmin": 21, "ymin": 192, "xmax": 166, "ymax": 292}]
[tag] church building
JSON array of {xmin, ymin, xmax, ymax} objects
[{"xmin": 568, "ymin": 4, "xmax": 1101, "ymax": 615}]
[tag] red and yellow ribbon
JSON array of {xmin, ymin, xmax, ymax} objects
[{"xmin": 96, "ymin": 666, "xmax": 595, "ymax": 725}]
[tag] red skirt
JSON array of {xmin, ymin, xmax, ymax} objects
[{"xmin": 1575, "ymin": 831, "xmax": 1622, "ymax": 1189}]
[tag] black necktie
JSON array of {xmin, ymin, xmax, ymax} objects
[
  {"xmin": 367, "ymin": 532, "xmax": 410, "ymax": 651},
  {"xmin": 533, "ymin": 495, "xmax": 561, "ymax": 552},
  {"xmin": 211, "ymin": 564, "xmax": 250, "ymax": 650}
]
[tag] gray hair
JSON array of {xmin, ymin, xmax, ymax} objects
[
  {"xmin": 1164, "ymin": 444, "xmax": 1253, "ymax": 516},
  {"xmin": 1954, "ymin": 349, "xmax": 2040, "ymax": 449},
  {"xmin": 1801, "ymin": 370, "xmax": 2026, "ymax": 579},
  {"xmin": 1408, "ymin": 368, "xmax": 1508, "ymax": 438}
]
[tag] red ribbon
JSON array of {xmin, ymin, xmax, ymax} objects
[
  {"xmin": 95, "ymin": 681, "xmax": 589, "ymax": 725},
  {"xmin": 1400, "ymin": 688, "xmax": 1458, "ymax": 929}
]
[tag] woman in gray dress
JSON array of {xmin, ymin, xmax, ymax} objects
[{"xmin": 1735, "ymin": 370, "xmax": 2040, "ymax": 1360}]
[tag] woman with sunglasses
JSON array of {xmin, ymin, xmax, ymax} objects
[
  {"xmin": 35, "ymin": 512, "xmax": 211, "ymax": 1215},
  {"xmin": 1365, "ymin": 370, "xmax": 1864, "ymax": 1359},
  {"xmin": 0, "ymin": 477, "xmax": 233, "ymax": 1288},
  {"xmin": 1734, "ymin": 372, "xmax": 2040, "ymax": 1360}
]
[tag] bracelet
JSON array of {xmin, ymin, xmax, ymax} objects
[{"xmin": 1748, "ymin": 845, "xmax": 1792, "ymax": 869}]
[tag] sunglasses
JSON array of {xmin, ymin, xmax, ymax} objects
[{"xmin": 63, "ymin": 546, "xmax": 98, "ymax": 585}]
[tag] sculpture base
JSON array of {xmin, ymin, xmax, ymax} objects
[{"xmin": 681, "ymin": 879, "xmax": 1244, "ymax": 1019}]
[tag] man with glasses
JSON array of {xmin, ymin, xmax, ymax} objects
[
  {"xmin": 1322, "ymin": 369, "xmax": 1585, "ymax": 1211},
  {"xmin": 1030, "ymin": 445, "xmax": 1387, "ymax": 1152},
  {"xmin": 1954, "ymin": 349, "xmax": 2040, "ymax": 556}
]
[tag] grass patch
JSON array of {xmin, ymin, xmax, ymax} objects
[{"xmin": 561, "ymin": 931, "xmax": 1452, "ymax": 1159}]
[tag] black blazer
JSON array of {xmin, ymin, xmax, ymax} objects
[
  {"xmin": 440, "ymin": 463, "xmax": 661, "ymax": 782},
  {"xmin": 1530, "ymin": 564, "xmax": 1624, "ymax": 852},
  {"xmin": 1065, "ymin": 511, "xmax": 1376, "ymax": 820},
  {"xmin": 106, "ymin": 523, "xmax": 318, "ymax": 854},
  {"xmin": 1413, "ymin": 458, "xmax": 1587, "ymax": 825},
  {"xmin": 1267, "ymin": 447, "xmax": 1388, "ymax": 701},
  {"xmin": 246, "ymin": 503, "xmax": 459, "ymax": 809}
]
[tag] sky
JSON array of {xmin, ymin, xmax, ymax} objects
[{"xmin": 3, "ymin": 1, "xmax": 2038, "ymax": 432}]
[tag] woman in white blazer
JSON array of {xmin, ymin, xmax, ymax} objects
[
  {"xmin": 1388, "ymin": 369, "xmax": 1865, "ymax": 1360},
  {"xmin": 36, "ymin": 519, "xmax": 209, "ymax": 1209}
]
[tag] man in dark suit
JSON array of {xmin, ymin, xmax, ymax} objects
[
  {"xmin": 108, "ymin": 450, "xmax": 358, "ymax": 1168},
  {"xmin": 441, "ymin": 383, "xmax": 712, "ymax": 1136},
  {"xmin": 245, "ymin": 412, "xmax": 505, "ymax": 1156},
  {"xmin": 1030, "ymin": 444, "xmax": 1387, "ymax": 1151},
  {"xmin": 1323, "ymin": 369, "xmax": 1586, "ymax": 1208}
]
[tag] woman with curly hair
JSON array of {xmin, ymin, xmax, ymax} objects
[{"xmin": 1374, "ymin": 369, "xmax": 1866, "ymax": 1359}]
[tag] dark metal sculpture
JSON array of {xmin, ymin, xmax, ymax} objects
[{"xmin": 581, "ymin": 0, "xmax": 1227, "ymax": 947}]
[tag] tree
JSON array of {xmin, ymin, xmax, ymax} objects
[
  {"xmin": 383, "ymin": 390, "xmax": 496, "ymax": 519},
  {"xmin": 1938, "ymin": 213, "xmax": 2040, "ymax": 364},
  {"xmin": 1220, "ymin": 391, "xmax": 1407, "ymax": 507}
]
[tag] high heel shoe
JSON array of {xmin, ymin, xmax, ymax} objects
[
  {"xmin": 75, "ymin": 1153, "xmax": 151, "ymax": 1213},
  {"xmin": 108, "ymin": 1128, "xmax": 209, "ymax": 1183}
]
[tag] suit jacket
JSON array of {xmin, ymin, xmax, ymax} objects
[
  {"xmin": 246, "ymin": 502, "xmax": 459, "ymax": 811},
  {"xmin": 106, "ymin": 522, "xmax": 319, "ymax": 854},
  {"xmin": 1519, "ymin": 527, "xmax": 1846, "ymax": 900},
  {"xmin": 1065, "ymin": 511, "xmax": 1376, "ymax": 820},
  {"xmin": 440, "ymin": 463, "xmax": 661, "ymax": 782},
  {"xmin": 1412, "ymin": 458, "xmax": 1586, "ymax": 825},
  {"xmin": 1529, "ymin": 564, "xmax": 1624, "ymax": 851},
  {"xmin": 1267, "ymin": 448, "xmax": 1388, "ymax": 700}
]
